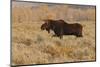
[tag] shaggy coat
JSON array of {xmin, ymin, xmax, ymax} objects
[{"xmin": 41, "ymin": 19, "xmax": 83, "ymax": 39}]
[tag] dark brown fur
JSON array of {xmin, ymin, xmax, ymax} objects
[{"xmin": 41, "ymin": 19, "xmax": 83, "ymax": 39}]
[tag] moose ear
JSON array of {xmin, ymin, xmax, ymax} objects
[{"xmin": 43, "ymin": 19, "xmax": 51, "ymax": 25}]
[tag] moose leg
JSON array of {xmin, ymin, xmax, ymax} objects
[
  {"xmin": 75, "ymin": 31, "xmax": 83, "ymax": 37},
  {"xmin": 77, "ymin": 26, "xmax": 83, "ymax": 37},
  {"xmin": 53, "ymin": 34, "xmax": 62, "ymax": 39},
  {"xmin": 52, "ymin": 34, "xmax": 57, "ymax": 37},
  {"xmin": 46, "ymin": 29, "xmax": 50, "ymax": 33},
  {"xmin": 59, "ymin": 29, "xmax": 63, "ymax": 39},
  {"xmin": 59, "ymin": 35, "xmax": 63, "ymax": 39}
]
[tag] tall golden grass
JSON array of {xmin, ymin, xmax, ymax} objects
[{"xmin": 12, "ymin": 1, "xmax": 96, "ymax": 65}]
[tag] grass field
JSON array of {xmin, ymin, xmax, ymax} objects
[{"xmin": 12, "ymin": 1, "xmax": 96, "ymax": 65}]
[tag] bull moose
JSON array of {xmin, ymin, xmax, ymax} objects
[{"xmin": 41, "ymin": 19, "xmax": 83, "ymax": 39}]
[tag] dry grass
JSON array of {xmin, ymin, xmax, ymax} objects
[{"xmin": 12, "ymin": 1, "xmax": 96, "ymax": 65}]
